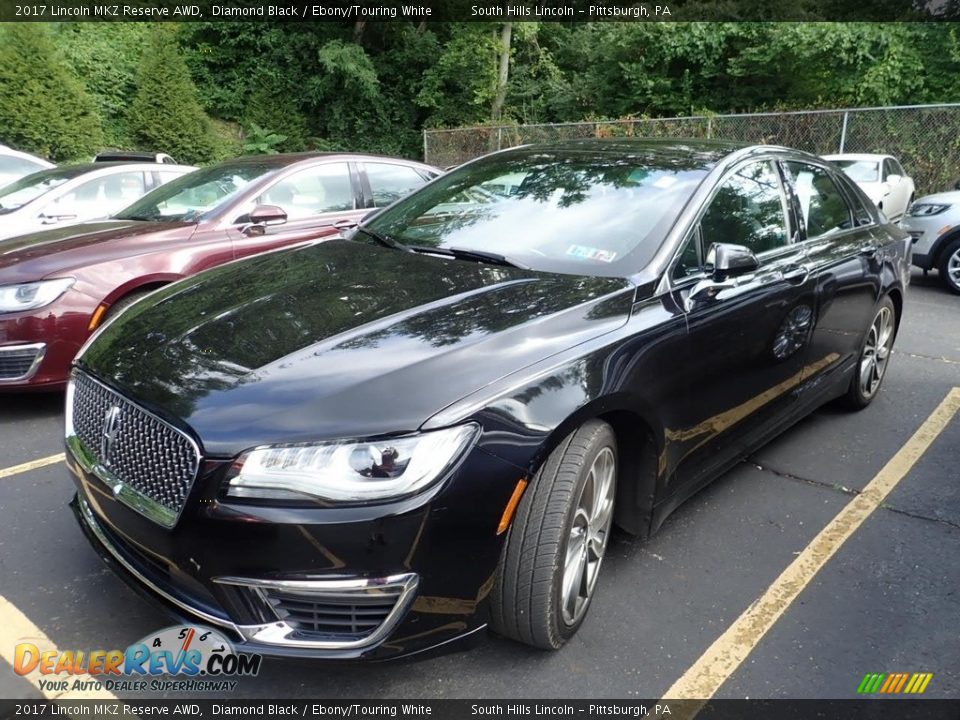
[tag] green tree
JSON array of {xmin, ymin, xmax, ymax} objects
[
  {"xmin": 57, "ymin": 23, "xmax": 152, "ymax": 147},
  {"xmin": 0, "ymin": 24, "xmax": 103, "ymax": 161},
  {"xmin": 127, "ymin": 27, "xmax": 217, "ymax": 164}
]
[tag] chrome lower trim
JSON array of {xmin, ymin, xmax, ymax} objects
[
  {"xmin": 0, "ymin": 342, "xmax": 46, "ymax": 382},
  {"xmin": 214, "ymin": 574, "xmax": 419, "ymax": 651},
  {"xmin": 76, "ymin": 497, "xmax": 240, "ymax": 635}
]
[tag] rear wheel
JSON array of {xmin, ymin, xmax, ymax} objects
[
  {"xmin": 490, "ymin": 420, "xmax": 617, "ymax": 649},
  {"xmin": 842, "ymin": 295, "xmax": 896, "ymax": 410},
  {"xmin": 938, "ymin": 238, "xmax": 960, "ymax": 295}
]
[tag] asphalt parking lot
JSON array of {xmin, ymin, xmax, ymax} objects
[{"xmin": 0, "ymin": 270, "xmax": 958, "ymax": 701}]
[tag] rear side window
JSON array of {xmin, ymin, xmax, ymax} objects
[
  {"xmin": 363, "ymin": 163, "xmax": 428, "ymax": 207},
  {"xmin": 784, "ymin": 162, "xmax": 853, "ymax": 239},
  {"xmin": 888, "ymin": 158, "xmax": 905, "ymax": 176}
]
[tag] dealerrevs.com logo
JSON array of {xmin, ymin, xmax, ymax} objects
[{"xmin": 13, "ymin": 625, "xmax": 262, "ymax": 693}]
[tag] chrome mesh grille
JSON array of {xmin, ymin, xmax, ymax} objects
[
  {"xmin": 70, "ymin": 371, "xmax": 200, "ymax": 522},
  {"xmin": 0, "ymin": 345, "xmax": 42, "ymax": 380}
]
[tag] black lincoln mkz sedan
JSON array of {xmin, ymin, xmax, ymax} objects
[{"xmin": 66, "ymin": 140, "xmax": 910, "ymax": 659}]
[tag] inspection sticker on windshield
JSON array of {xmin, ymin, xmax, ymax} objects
[{"xmin": 567, "ymin": 245, "xmax": 617, "ymax": 263}]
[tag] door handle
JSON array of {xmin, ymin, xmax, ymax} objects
[
  {"xmin": 332, "ymin": 219, "xmax": 358, "ymax": 231},
  {"xmin": 781, "ymin": 265, "xmax": 810, "ymax": 284}
]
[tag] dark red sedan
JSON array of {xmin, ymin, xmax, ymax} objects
[{"xmin": 0, "ymin": 152, "xmax": 439, "ymax": 390}]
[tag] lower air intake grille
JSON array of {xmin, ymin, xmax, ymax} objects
[
  {"xmin": 0, "ymin": 344, "xmax": 44, "ymax": 380},
  {"xmin": 264, "ymin": 586, "xmax": 405, "ymax": 639}
]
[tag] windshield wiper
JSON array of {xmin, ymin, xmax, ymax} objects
[
  {"xmin": 407, "ymin": 245, "xmax": 524, "ymax": 269},
  {"xmin": 354, "ymin": 226, "xmax": 410, "ymax": 252}
]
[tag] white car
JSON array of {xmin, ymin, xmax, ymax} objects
[
  {"xmin": 0, "ymin": 162, "xmax": 195, "ymax": 241},
  {"xmin": 899, "ymin": 190, "xmax": 960, "ymax": 294},
  {"xmin": 824, "ymin": 153, "xmax": 915, "ymax": 221},
  {"xmin": 0, "ymin": 145, "xmax": 55, "ymax": 190}
]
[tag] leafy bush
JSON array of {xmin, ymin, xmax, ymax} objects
[
  {"xmin": 0, "ymin": 24, "xmax": 103, "ymax": 161},
  {"xmin": 127, "ymin": 27, "xmax": 217, "ymax": 165}
]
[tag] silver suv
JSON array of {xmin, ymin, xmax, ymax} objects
[{"xmin": 900, "ymin": 190, "xmax": 960, "ymax": 294}]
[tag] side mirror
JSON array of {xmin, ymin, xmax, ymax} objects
[
  {"xmin": 249, "ymin": 204, "xmax": 287, "ymax": 226},
  {"xmin": 886, "ymin": 174, "xmax": 902, "ymax": 185},
  {"xmin": 706, "ymin": 243, "xmax": 759, "ymax": 280},
  {"xmin": 241, "ymin": 205, "xmax": 287, "ymax": 236}
]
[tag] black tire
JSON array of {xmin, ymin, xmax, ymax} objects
[
  {"xmin": 490, "ymin": 420, "xmax": 617, "ymax": 650},
  {"xmin": 937, "ymin": 238, "xmax": 960, "ymax": 295},
  {"xmin": 104, "ymin": 290, "xmax": 153, "ymax": 323},
  {"xmin": 841, "ymin": 295, "xmax": 897, "ymax": 410}
]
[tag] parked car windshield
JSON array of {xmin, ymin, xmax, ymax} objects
[
  {"xmin": 114, "ymin": 161, "xmax": 278, "ymax": 222},
  {"xmin": 0, "ymin": 166, "xmax": 88, "ymax": 214},
  {"xmin": 364, "ymin": 147, "xmax": 711, "ymax": 277},
  {"xmin": 832, "ymin": 159, "xmax": 880, "ymax": 183}
]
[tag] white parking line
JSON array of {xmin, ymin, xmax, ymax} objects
[
  {"xmin": 0, "ymin": 593, "xmax": 118, "ymax": 702},
  {"xmin": 0, "ymin": 453, "xmax": 64, "ymax": 480},
  {"xmin": 664, "ymin": 386, "xmax": 960, "ymax": 703}
]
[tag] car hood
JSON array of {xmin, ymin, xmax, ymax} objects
[
  {"xmin": 79, "ymin": 239, "xmax": 634, "ymax": 456},
  {"xmin": 912, "ymin": 191, "xmax": 960, "ymax": 206},
  {"xmin": 0, "ymin": 220, "xmax": 196, "ymax": 283}
]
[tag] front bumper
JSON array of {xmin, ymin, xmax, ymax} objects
[
  {"xmin": 67, "ymin": 434, "xmax": 525, "ymax": 660},
  {"xmin": 899, "ymin": 217, "xmax": 954, "ymax": 270},
  {"xmin": 0, "ymin": 297, "xmax": 94, "ymax": 390}
]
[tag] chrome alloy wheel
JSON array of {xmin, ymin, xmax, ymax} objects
[
  {"xmin": 859, "ymin": 305, "xmax": 894, "ymax": 400},
  {"xmin": 947, "ymin": 246, "xmax": 960, "ymax": 291},
  {"xmin": 561, "ymin": 446, "xmax": 616, "ymax": 626}
]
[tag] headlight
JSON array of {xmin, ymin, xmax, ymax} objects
[
  {"xmin": 0, "ymin": 278, "xmax": 75, "ymax": 313},
  {"xmin": 907, "ymin": 203, "xmax": 950, "ymax": 217},
  {"xmin": 225, "ymin": 423, "xmax": 479, "ymax": 503}
]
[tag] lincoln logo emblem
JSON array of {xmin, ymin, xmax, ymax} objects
[{"xmin": 100, "ymin": 405, "xmax": 121, "ymax": 467}]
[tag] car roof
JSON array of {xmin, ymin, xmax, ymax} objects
[
  {"xmin": 20, "ymin": 162, "xmax": 195, "ymax": 180},
  {"xmin": 218, "ymin": 152, "xmax": 437, "ymax": 171},
  {"xmin": 488, "ymin": 138, "xmax": 827, "ymax": 172},
  {"xmin": 824, "ymin": 153, "xmax": 890, "ymax": 162}
]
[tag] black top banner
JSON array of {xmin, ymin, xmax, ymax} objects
[{"xmin": 1, "ymin": 0, "xmax": 956, "ymax": 22}]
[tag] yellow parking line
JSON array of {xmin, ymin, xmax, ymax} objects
[
  {"xmin": 664, "ymin": 387, "xmax": 960, "ymax": 703},
  {"xmin": 0, "ymin": 594, "xmax": 118, "ymax": 701},
  {"xmin": 0, "ymin": 453, "xmax": 64, "ymax": 479}
]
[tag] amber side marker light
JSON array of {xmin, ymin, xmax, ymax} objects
[
  {"xmin": 87, "ymin": 303, "xmax": 109, "ymax": 331},
  {"xmin": 497, "ymin": 479, "xmax": 529, "ymax": 535}
]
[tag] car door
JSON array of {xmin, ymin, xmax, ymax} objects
[
  {"xmin": 228, "ymin": 161, "xmax": 366, "ymax": 259},
  {"xmin": 780, "ymin": 160, "xmax": 880, "ymax": 401},
  {"xmin": 663, "ymin": 158, "xmax": 818, "ymax": 498}
]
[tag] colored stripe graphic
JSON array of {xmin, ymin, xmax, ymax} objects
[{"xmin": 858, "ymin": 672, "xmax": 932, "ymax": 694}]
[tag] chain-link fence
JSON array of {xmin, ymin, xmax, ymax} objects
[{"xmin": 424, "ymin": 104, "xmax": 960, "ymax": 195}]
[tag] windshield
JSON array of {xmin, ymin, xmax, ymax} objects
[
  {"xmin": 114, "ymin": 161, "xmax": 279, "ymax": 222},
  {"xmin": 0, "ymin": 167, "xmax": 85, "ymax": 214},
  {"xmin": 364, "ymin": 148, "xmax": 710, "ymax": 277},
  {"xmin": 833, "ymin": 160, "xmax": 880, "ymax": 183}
]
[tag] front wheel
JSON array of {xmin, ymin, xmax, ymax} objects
[
  {"xmin": 842, "ymin": 295, "xmax": 897, "ymax": 410},
  {"xmin": 938, "ymin": 238, "xmax": 960, "ymax": 295},
  {"xmin": 490, "ymin": 420, "xmax": 617, "ymax": 649}
]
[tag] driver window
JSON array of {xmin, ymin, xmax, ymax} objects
[
  {"xmin": 674, "ymin": 160, "xmax": 788, "ymax": 280},
  {"xmin": 257, "ymin": 163, "xmax": 354, "ymax": 220}
]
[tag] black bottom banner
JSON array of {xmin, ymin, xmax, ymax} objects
[{"xmin": 2, "ymin": 699, "xmax": 959, "ymax": 720}]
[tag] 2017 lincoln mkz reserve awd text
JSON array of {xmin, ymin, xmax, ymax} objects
[{"xmin": 65, "ymin": 140, "xmax": 910, "ymax": 659}]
